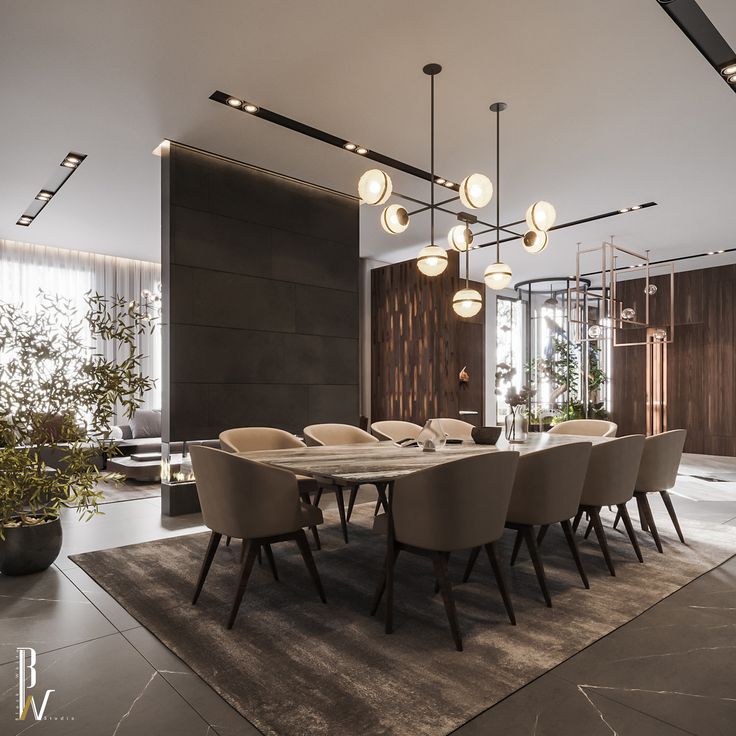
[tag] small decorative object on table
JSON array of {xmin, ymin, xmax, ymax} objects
[
  {"xmin": 416, "ymin": 419, "xmax": 447, "ymax": 452},
  {"xmin": 495, "ymin": 363, "xmax": 535, "ymax": 444},
  {"xmin": 471, "ymin": 426, "xmax": 502, "ymax": 445}
]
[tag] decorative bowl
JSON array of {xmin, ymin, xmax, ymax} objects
[{"xmin": 471, "ymin": 426, "xmax": 502, "ymax": 445}]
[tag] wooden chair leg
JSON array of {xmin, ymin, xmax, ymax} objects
[
  {"xmin": 635, "ymin": 492, "xmax": 650, "ymax": 531},
  {"xmin": 583, "ymin": 519, "xmax": 594, "ymax": 539},
  {"xmin": 660, "ymin": 491, "xmax": 685, "ymax": 543},
  {"xmin": 560, "ymin": 519, "xmax": 589, "ymax": 589},
  {"xmin": 241, "ymin": 540, "xmax": 248, "ymax": 564},
  {"xmin": 295, "ymin": 529, "xmax": 327, "ymax": 603},
  {"xmin": 536, "ymin": 524, "xmax": 550, "ymax": 547},
  {"xmin": 433, "ymin": 552, "xmax": 450, "ymax": 594},
  {"xmin": 263, "ymin": 543, "xmax": 279, "ymax": 581},
  {"xmin": 485, "ymin": 541, "xmax": 516, "ymax": 625},
  {"xmin": 612, "ymin": 507, "xmax": 622, "ymax": 531},
  {"xmin": 225, "ymin": 536, "xmax": 231, "ymax": 547},
  {"xmin": 432, "ymin": 552, "xmax": 463, "ymax": 651},
  {"xmin": 310, "ymin": 525, "xmax": 321, "ymax": 550},
  {"xmin": 334, "ymin": 487, "xmax": 349, "ymax": 544},
  {"xmin": 510, "ymin": 529, "xmax": 524, "ymax": 566},
  {"xmin": 617, "ymin": 503, "xmax": 643, "ymax": 562},
  {"xmin": 637, "ymin": 492, "xmax": 663, "ymax": 553},
  {"xmin": 192, "ymin": 531, "xmax": 221, "ymax": 604},
  {"xmin": 590, "ymin": 507, "xmax": 616, "ymax": 576},
  {"xmin": 462, "ymin": 546, "xmax": 481, "ymax": 583},
  {"xmin": 227, "ymin": 541, "xmax": 259, "ymax": 629},
  {"xmin": 521, "ymin": 525, "xmax": 552, "ymax": 607},
  {"xmin": 346, "ymin": 485, "xmax": 359, "ymax": 521},
  {"xmin": 572, "ymin": 509, "xmax": 584, "ymax": 533},
  {"xmin": 370, "ymin": 547, "xmax": 400, "ymax": 616}
]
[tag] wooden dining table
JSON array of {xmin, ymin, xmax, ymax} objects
[{"xmin": 237, "ymin": 432, "xmax": 612, "ymax": 633}]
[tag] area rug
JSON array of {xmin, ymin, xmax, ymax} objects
[
  {"xmin": 96, "ymin": 478, "xmax": 161, "ymax": 504},
  {"xmin": 71, "ymin": 503, "xmax": 736, "ymax": 736}
]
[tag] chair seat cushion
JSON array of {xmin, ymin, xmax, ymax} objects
[{"xmin": 299, "ymin": 502, "xmax": 323, "ymax": 528}]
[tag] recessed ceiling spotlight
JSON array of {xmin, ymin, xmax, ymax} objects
[
  {"xmin": 728, "ymin": 74, "xmax": 736, "ymax": 84},
  {"xmin": 717, "ymin": 249, "xmax": 725, "ymax": 253},
  {"xmin": 722, "ymin": 64, "xmax": 736, "ymax": 76},
  {"xmin": 619, "ymin": 208, "xmax": 629, "ymax": 213},
  {"xmin": 227, "ymin": 97, "xmax": 243, "ymax": 107},
  {"xmin": 62, "ymin": 159, "xmax": 77, "ymax": 168},
  {"xmin": 244, "ymin": 103, "xmax": 259, "ymax": 113},
  {"xmin": 356, "ymin": 147, "xmax": 368, "ymax": 155},
  {"xmin": 36, "ymin": 190, "xmax": 53, "ymax": 201},
  {"xmin": 343, "ymin": 142, "xmax": 357, "ymax": 151},
  {"xmin": 444, "ymin": 181, "xmax": 454, "ymax": 187},
  {"xmin": 435, "ymin": 177, "xmax": 446, "ymax": 185},
  {"xmin": 17, "ymin": 216, "xmax": 33, "ymax": 225},
  {"xmin": 631, "ymin": 204, "xmax": 641, "ymax": 210}
]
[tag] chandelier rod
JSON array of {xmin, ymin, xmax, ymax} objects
[
  {"xmin": 430, "ymin": 70, "xmax": 435, "ymax": 246},
  {"xmin": 496, "ymin": 105, "xmax": 500, "ymax": 264}
]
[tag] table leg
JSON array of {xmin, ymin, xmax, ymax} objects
[{"xmin": 385, "ymin": 480, "xmax": 395, "ymax": 635}]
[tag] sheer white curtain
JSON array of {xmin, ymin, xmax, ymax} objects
[{"xmin": 0, "ymin": 239, "xmax": 161, "ymax": 419}]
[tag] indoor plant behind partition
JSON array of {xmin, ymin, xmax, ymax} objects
[{"xmin": 0, "ymin": 292, "xmax": 154, "ymax": 575}]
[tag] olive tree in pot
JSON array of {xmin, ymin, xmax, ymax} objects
[{"xmin": 0, "ymin": 293, "xmax": 154, "ymax": 575}]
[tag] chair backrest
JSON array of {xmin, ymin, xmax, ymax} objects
[
  {"xmin": 189, "ymin": 445, "xmax": 302, "ymax": 539},
  {"xmin": 219, "ymin": 427, "xmax": 305, "ymax": 453},
  {"xmin": 430, "ymin": 418, "xmax": 475, "ymax": 441},
  {"xmin": 580, "ymin": 435, "xmax": 646, "ymax": 507},
  {"xmin": 506, "ymin": 442, "xmax": 592, "ymax": 526},
  {"xmin": 370, "ymin": 420, "xmax": 423, "ymax": 442},
  {"xmin": 303, "ymin": 423, "xmax": 379, "ymax": 447},
  {"xmin": 548, "ymin": 419, "xmax": 618, "ymax": 437},
  {"xmin": 392, "ymin": 451, "xmax": 519, "ymax": 551},
  {"xmin": 636, "ymin": 429, "xmax": 687, "ymax": 492}
]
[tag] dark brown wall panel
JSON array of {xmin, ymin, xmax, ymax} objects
[
  {"xmin": 612, "ymin": 263, "xmax": 735, "ymax": 455},
  {"xmin": 162, "ymin": 144, "xmax": 359, "ymax": 440},
  {"xmin": 371, "ymin": 252, "xmax": 485, "ymax": 426}
]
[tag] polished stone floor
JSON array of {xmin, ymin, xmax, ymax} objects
[{"xmin": 1, "ymin": 454, "xmax": 734, "ymax": 735}]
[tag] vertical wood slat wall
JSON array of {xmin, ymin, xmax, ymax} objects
[
  {"xmin": 370, "ymin": 251, "xmax": 485, "ymax": 426},
  {"xmin": 611, "ymin": 264, "xmax": 736, "ymax": 455}
]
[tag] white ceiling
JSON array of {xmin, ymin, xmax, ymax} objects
[{"xmin": 1, "ymin": 0, "xmax": 735, "ymax": 281}]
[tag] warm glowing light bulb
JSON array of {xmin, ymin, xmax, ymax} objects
[
  {"xmin": 525, "ymin": 201, "xmax": 556, "ymax": 231},
  {"xmin": 227, "ymin": 97, "xmax": 243, "ymax": 107},
  {"xmin": 459, "ymin": 173, "xmax": 493, "ymax": 209},
  {"xmin": 522, "ymin": 229, "xmax": 548, "ymax": 254},
  {"xmin": 416, "ymin": 245, "xmax": 448, "ymax": 276},
  {"xmin": 448, "ymin": 225, "xmax": 472, "ymax": 251},
  {"xmin": 380, "ymin": 204, "xmax": 409, "ymax": 234},
  {"xmin": 483, "ymin": 262, "xmax": 512, "ymax": 290},
  {"xmin": 358, "ymin": 169, "xmax": 392, "ymax": 205},
  {"xmin": 452, "ymin": 288, "xmax": 483, "ymax": 318}
]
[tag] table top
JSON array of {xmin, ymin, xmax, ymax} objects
[{"xmin": 237, "ymin": 432, "xmax": 611, "ymax": 485}]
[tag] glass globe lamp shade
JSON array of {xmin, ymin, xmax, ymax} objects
[
  {"xmin": 448, "ymin": 225, "xmax": 473, "ymax": 251},
  {"xmin": 452, "ymin": 288, "xmax": 483, "ymax": 318},
  {"xmin": 525, "ymin": 201, "xmax": 557, "ymax": 232},
  {"xmin": 522, "ymin": 229, "xmax": 548, "ymax": 254},
  {"xmin": 416, "ymin": 245, "xmax": 449, "ymax": 276},
  {"xmin": 459, "ymin": 173, "xmax": 493, "ymax": 209},
  {"xmin": 621, "ymin": 307, "xmax": 636, "ymax": 320},
  {"xmin": 645, "ymin": 283, "xmax": 658, "ymax": 296},
  {"xmin": 358, "ymin": 169, "xmax": 392, "ymax": 205},
  {"xmin": 484, "ymin": 261, "xmax": 513, "ymax": 290},
  {"xmin": 380, "ymin": 205, "xmax": 409, "ymax": 234},
  {"xmin": 588, "ymin": 324, "xmax": 603, "ymax": 339}
]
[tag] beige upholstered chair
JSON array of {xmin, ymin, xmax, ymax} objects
[
  {"xmin": 189, "ymin": 446, "xmax": 326, "ymax": 629},
  {"xmin": 302, "ymin": 423, "xmax": 384, "ymax": 542},
  {"xmin": 573, "ymin": 435, "xmax": 646, "ymax": 576},
  {"xmin": 464, "ymin": 442, "xmax": 592, "ymax": 606},
  {"xmin": 615, "ymin": 429, "xmax": 687, "ymax": 552},
  {"xmin": 370, "ymin": 420, "xmax": 423, "ymax": 443},
  {"xmin": 548, "ymin": 419, "xmax": 618, "ymax": 437},
  {"xmin": 371, "ymin": 451, "xmax": 519, "ymax": 651},
  {"xmin": 219, "ymin": 427, "xmax": 321, "ymax": 551},
  {"xmin": 429, "ymin": 417, "xmax": 475, "ymax": 441}
]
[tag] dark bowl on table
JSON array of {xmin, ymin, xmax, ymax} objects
[{"xmin": 471, "ymin": 426, "xmax": 502, "ymax": 445}]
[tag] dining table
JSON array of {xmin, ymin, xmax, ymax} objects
[{"xmin": 237, "ymin": 431, "xmax": 613, "ymax": 633}]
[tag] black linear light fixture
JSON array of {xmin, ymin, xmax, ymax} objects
[
  {"xmin": 657, "ymin": 0, "xmax": 736, "ymax": 93},
  {"xmin": 16, "ymin": 152, "xmax": 87, "ymax": 226},
  {"xmin": 210, "ymin": 86, "xmax": 657, "ymax": 267}
]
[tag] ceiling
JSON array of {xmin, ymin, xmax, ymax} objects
[{"xmin": 1, "ymin": 0, "xmax": 735, "ymax": 282}]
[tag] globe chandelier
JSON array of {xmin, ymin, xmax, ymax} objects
[{"xmin": 357, "ymin": 63, "xmax": 557, "ymax": 316}]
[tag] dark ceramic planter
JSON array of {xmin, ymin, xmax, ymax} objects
[
  {"xmin": 0, "ymin": 517, "xmax": 63, "ymax": 575},
  {"xmin": 471, "ymin": 426, "xmax": 502, "ymax": 445}
]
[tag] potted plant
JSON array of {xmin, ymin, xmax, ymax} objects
[{"xmin": 0, "ymin": 292, "xmax": 154, "ymax": 575}]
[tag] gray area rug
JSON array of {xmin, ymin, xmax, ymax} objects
[{"xmin": 71, "ymin": 503, "xmax": 736, "ymax": 736}]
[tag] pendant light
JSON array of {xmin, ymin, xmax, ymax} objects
[
  {"xmin": 453, "ymin": 240, "xmax": 483, "ymax": 318},
  {"xmin": 358, "ymin": 169, "xmax": 393, "ymax": 205},
  {"xmin": 525, "ymin": 201, "xmax": 556, "ymax": 232},
  {"xmin": 522, "ymin": 228, "xmax": 548, "ymax": 254},
  {"xmin": 380, "ymin": 204, "xmax": 409, "ymax": 234},
  {"xmin": 484, "ymin": 102, "xmax": 513, "ymax": 291},
  {"xmin": 459, "ymin": 173, "xmax": 493, "ymax": 209},
  {"xmin": 448, "ymin": 224, "xmax": 473, "ymax": 251},
  {"xmin": 416, "ymin": 63, "xmax": 448, "ymax": 277}
]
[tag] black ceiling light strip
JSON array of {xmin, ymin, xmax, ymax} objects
[
  {"xmin": 16, "ymin": 152, "xmax": 87, "ymax": 226},
  {"xmin": 656, "ymin": 0, "xmax": 736, "ymax": 93},
  {"xmin": 581, "ymin": 245, "xmax": 736, "ymax": 277},
  {"xmin": 210, "ymin": 90, "xmax": 460, "ymax": 191},
  {"xmin": 474, "ymin": 202, "xmax": 658, "ymax": 249}
]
